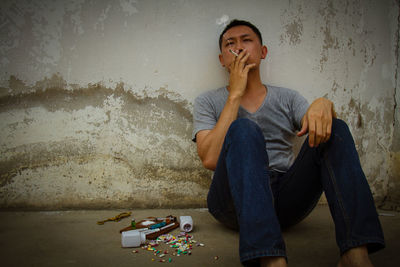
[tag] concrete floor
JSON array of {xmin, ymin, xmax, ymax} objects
[{"xmin": 0, "ymin": 205, "xmax": 398, "ymax": 267}]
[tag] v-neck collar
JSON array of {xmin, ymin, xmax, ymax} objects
[{"xmin": 224, "ymin": 85, "xmax": 269, "ymax": 115}]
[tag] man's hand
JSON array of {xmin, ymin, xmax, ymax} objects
[
  {"xmin": 227, "ymin": 49, "xmax": 256, "ymax": 98},
  {"xmin": 297, "ymin": 98, "xmax": 336, "ymax": 147}
]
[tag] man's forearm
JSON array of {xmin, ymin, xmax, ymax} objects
[{"xmin": 197, "ymin": 95, "xmax": 241, "ymax": 170}]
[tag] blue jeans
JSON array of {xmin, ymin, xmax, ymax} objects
[{"xmin": 207, "ymin": 118, "xmax": 385, "ymax": 265}]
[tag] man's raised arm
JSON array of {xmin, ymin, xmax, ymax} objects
[{"xmin": 196, "ymin": 50, "xmax": 255, "ymax": 170}]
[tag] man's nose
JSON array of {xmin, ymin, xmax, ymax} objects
[
  {"xmin": 231, "ymin": 44, "xmax": 243, "ymax": 53},
  {"xmin": 234, "ymin": 42, "xmax": 244, "ymax": 53}
]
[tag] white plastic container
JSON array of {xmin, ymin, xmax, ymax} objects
[
  {"xmin": 180, "ymin": 216, "xmax": 193, "ymax": 232},
  {"xmin": 121, "ymin": 230, "xmax": 146, "ymax": 247}
]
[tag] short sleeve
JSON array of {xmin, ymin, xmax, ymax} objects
[
  {"xmin": 291, "ymin": 91, "xmax": 309, "ymax": 130},
  {"xmin": 192, "ymin": 94, "xmax": 217, "ymax": 142}
]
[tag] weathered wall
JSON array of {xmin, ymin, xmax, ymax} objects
[
  {"xmin": 382, "ymin": 6, "xmax": 400, "ymax": 211},
  {"xmin": 0, "ymin": 0, "xmax": 398, "ymax": 210}
]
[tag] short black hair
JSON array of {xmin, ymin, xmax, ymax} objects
[{"xmin": 218, "ymin": 19, "xmax": 263, "ymax": 51}]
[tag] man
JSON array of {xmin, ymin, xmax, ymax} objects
[{"xmin": 192, "ymin": 20, "xmax": 384, "ymax": 267}]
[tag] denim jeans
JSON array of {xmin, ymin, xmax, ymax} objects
[{"xmin": 207, "ymin": 118, "xmax": 385, "ymax": 265}]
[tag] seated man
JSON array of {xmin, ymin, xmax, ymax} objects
[{"xmin": 192, "ymin": 19, "xmax": 384, "ymax": 267}]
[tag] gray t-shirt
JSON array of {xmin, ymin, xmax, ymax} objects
[{"xmin": 192, "ymin": 85, "xmax": 309, "ymax": 172}]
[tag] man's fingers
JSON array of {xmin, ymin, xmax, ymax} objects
[
  {"xmin": 315, "ymin": 120, "xmax": 323, "ymax": 146},
  {"xmin": 243, "ymin": 63, "xmax": 256, "ymax": 74},
  {"xmin": 323, "ymin": 120, "xmax": 332, "ymax": 143},
  {"xmin": 302, "ymin": 98, "xmax": 335, "ymax": 147},
  {"xmin": 297, "ymin": 119, "xmax": 308, "ymax": 137},
  {"xmin": 308, "ymin": 118, "xmax": 316, "ymax": 147},
  {"xmin": 231, "ymin": 50, "xmax": 249, "ymax": 70},
  {"xmin": 238, "ymin": 52, "xmax": 250, "ymax": 69}
]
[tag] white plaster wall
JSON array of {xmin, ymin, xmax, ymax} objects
[{"xmin": 0, "ymin": 0, "xmax": 398, "ymax": 209}]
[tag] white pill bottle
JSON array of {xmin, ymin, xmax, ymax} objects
[
  {"xmin": 121, "ymin": 230, "xmax": 146, "ymax": 247},
  {"xmin": 180, "ymin": 216, "xmax": 193, "ymax": 232}
]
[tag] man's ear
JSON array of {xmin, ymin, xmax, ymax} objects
[
  {"xmin": 219, "ymin": 53, "xmax": 225, "ymax": 67},
  {"xmin": 261, "ymin": 45, "xmax": 268, "ymax": 59}
]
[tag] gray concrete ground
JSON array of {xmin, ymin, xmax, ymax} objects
[{"xmin": 0, "ymin": 205, "xmax": 398, "ymax": 267}]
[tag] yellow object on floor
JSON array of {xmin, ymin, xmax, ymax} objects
[{"xmin": 97, "ymin": 212, "xmax": 132, "ymax": 225}]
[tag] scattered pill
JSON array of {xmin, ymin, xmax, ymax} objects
[{"xmin": 132, "ymin": 234, "xmax": 205, "ymax": 259}]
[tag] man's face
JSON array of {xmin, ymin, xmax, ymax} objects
[{"xmin": 219, "ymin": 25, "xmax": 267, "ymax": 70}]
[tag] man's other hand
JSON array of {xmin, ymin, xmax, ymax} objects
[{"xmin": 297, "ymin": 97, "xmax": 336, "ymax": 147}]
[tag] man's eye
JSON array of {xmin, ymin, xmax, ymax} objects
[
  {"xmin": 226, "ymin": 42, "xmax": 234, "ymax": 47},
  {"xmin": 244, "ymin": 39, "xmax": 252, "ymax": 42}
]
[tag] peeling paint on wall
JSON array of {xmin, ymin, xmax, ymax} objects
[
  {"xmin": 0, "ymin": 74, "xmax": 211, "ymax": 209},
  {"xmin": 280, "ymin": 3, "xmax": 304, "ymax": 46},
  {"xmin": 325, "ymin": 81, "xmax": 395, "ymax": 201},
  {"xmin": 275, "ymin": 0, "xmax": 398, "ymax": 206}
]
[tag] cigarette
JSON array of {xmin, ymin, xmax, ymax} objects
[{"xmin": 229, "ymin": 49, "xmax": 239, "ymax": 57}]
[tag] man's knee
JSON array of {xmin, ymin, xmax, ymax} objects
[
  {"xmin": 331, "ymin": 118, "xmax": 353, "ymax": 141},
  {"xmin": 332, "ymin": 118, "xmax": 349, "ymax": 132},
  {"xmin": 227, "ymin": 118, "xmax": 264, "ymax": 143}
]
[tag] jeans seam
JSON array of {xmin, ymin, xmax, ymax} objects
[
  {"xmin": 268, "ymin": 171, "xmax": 275, "ymax": 206},
  {"xmin": 323, "ymin": 151, "xmax": 351, "ymax": 239}
]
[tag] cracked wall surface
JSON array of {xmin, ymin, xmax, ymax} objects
[{"xmin": 0, "ymin": 0, "xmax": 399, "ymax": 209}]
